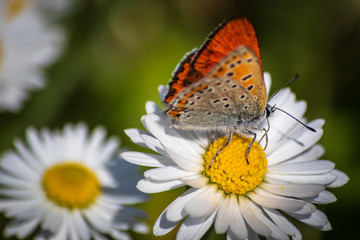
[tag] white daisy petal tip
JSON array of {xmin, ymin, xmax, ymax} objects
[
  {"xmin": 327, "ymin": 169, "xmax": 349, "ymax": 188},
  {"xmin": 0, "ymin": 123, "xmax": 148, "ymax": 239},
  {"xmin": 145, "ymin": 101, "xmax": 163, "ymax": 115},
  {"xmin": 158, "ymin": 85, "xmax": 168, "ymax": 102}
]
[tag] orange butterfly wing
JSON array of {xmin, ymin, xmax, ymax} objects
[{"xmin": 165, "ymin": 17, "xmax": 261, "ymax": 104}]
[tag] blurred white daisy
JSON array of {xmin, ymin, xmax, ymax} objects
[
  {"xmin": 0, "ymin": 0, "xmax": 64, "ymax": 112},
  {"xmin": 121, "ymin": 73, "xmax": 349, "ymax": 240},
  {"xmin": 0, "ymin": 123, "xmax": 148, "ymax": 239}
]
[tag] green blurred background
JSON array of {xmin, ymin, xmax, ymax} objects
[{"xmin": 1, "ymin": 0, "xmax": 359, "ymax": 239}]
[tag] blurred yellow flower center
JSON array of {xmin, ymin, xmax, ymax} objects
[
  {"xmin": 42, "ymin": 162, "xmax": 101, "ymax": 209},
  {"xmin": 4, "ymin": 0, "xmax": 27, "ymax": 20},
  {"xmin": 204, "ymin": 135, "xmax": 267, "ymax": 195}
]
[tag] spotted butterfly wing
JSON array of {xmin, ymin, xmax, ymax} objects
[
  {"xmin": 165, "ymin": 17, "xmax": 261, "ymax": 105},
  {"xmin": 167, "ymin": 46, "xmax": 266, "ymax": 133}
]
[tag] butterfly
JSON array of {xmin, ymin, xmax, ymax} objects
[{"xmin": 164, "ymin": 17, "xmax": 314, "ymax": 167}]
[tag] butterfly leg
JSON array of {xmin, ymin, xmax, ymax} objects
[
  {"xmin": 244, "ymin": 131, "xmax": 257, "ymax": 164},
  {"xmin": 258, "ymin": 117, "xmax": 270, "ymax": 150},
  {"xmin": 209, "ymin": 131, "xmax": 233, "ymax": 169},
  {"xmin": 258, "ymin": 128, "xmax": 269, "ymax": 150}
]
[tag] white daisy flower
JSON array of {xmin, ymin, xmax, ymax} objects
[
  {"xmin": 0, "ymin": 123, "xmax": 149, "ymax": 239},
  {"xmin": 121, "ymin": 73, "xmax": 349, "ymax": 240},
  {"xmin": 0, "ymin": 0, "xmax": 64, "ymax": 112}
]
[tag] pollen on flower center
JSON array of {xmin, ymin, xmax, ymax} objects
[
  {"xmin": 203, "ymin": 135, "xmax": 267, "ymax": 195},
  {"xmin": 42, "ymin": 162, "xmax": 101, "ymax": 209}
]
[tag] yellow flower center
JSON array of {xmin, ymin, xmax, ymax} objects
[
  {"xmin": 203, "ymin": 135, "xmax": 267, "ymax": 195},
  {"xmin": 4, "ymin": 0, "xmax": 28, "ymax": 20},
  {"xmin": 42, "ymin": 162, "xmax": 101, "ymax": 209}
]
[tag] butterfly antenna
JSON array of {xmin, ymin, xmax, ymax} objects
[
  {"xmin": 271, "ymin": 106, "xmax": 316, "ymax": 132},
  {"xmin": 268, "ymin": 73, "xmax": 300, "ymax": 101}
]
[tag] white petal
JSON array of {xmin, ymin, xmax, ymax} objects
[
  {"xmin": 228, "ymin": 195, "xmax": 248, "ymax": 239},
  {"xmin": 158, "ymin": 85, "xmax": 168, "ymax": 102},
  {"xmin": 136, "ymin": 178, "xmax": 185, "ymax": 193},
  {"xmin": 141, "ymin": 133, "xmax": 169, "ymax": 157},
  {"xmin": 185, "ymin": 185, "xmax": 224, "ymax": 218},
  {"xmin": 0, "ymin": 172, "xmax": 39, "ymax": 189},
  {"xmin": 181, "ymin": 175, "xmax": 209, "ymax": 189},
  {"xmin": 4, "ymin": 217, "xmax": 40, "ymax": 238},
  {"xmin": 153, "ymin": 205, "xmax": 179, "ymax": 236},
  {"xmin": 286, "ymin": 145, "xmax": 325, "ymax": 163},
  {"xmin": 286, "ymin": 209, "xmax": 330, "ymax": 230},
  {"xmin": 246, "ymin": 198, "xmax": 288, "ymax": 239},
  {"xmin": 263, "ymin": 208, "xmax": 302, "ymax": 240},
  {"xmin": 132, "ymin": 222, "xmax": 149, "ymax": 234},
  {"xmin": 248, "ymin": 188, "xmax": 309, "ymax": 213},
  {"xmin": 124, "ymin": 129, "xmax": 166, "ymax": 156},
  {"xmin": 267, "ymin": 123, "xmax": 324, "ymax": 166},
  {"xmin": 214, "ymin": 196, "xmax": 230, "ymax": 234},
  {"xmin": 0, "ymin": 198, "xmax": 45, "ymax": 219},
  {"xmin": 267, "ymin": 160, "xmax": 334, "ymax": 175},
  {"xmin": 145, "ymin": 101, "xmax": 164, "ymax": 116},
  {"xmin": 0, "ymin": 188, "xmax": 42, "ymax": 200},
  {"xmin": 326, "ymin": 169, "xmax": 349, "ymax": 188},
  {"xmin": 303, "ymin": 190, "xmax": 337, "ymax": 204},
  {"xmin": 144, "ymin": 166, "xmax": 197, "ymax": 181},
  {"xmin": 238, "ymin": 197, "xmax": 272, "ymax": 238},
  {"xmin": 177, "ymin": 210, "xmax": 217, "ymax": 240},
  {"xmin": 120, "ymin": 151, "xmax": 174, "ymax": 167},
  {"xmin": 42, "ymin": 204, "xmax": 65, "ymax": 231},
  {"xmin": 143, "ymin": 114, "xmax": 204, "ymax": 171},
  {"xmin": 260, "ymin": 182, "xmax": 324, "ymax": 198},
  {"xmin": 110, "ymin": 229, "xmax": 131, "ymax": 240},
  {"xmin": 264, "ymin": 72, "xmax": 271, "ymax": 97},
  {"xmin": 83, "ymin": 204, "xmax": 112, "ymax": 233},
  {"xmin": 0, "ymin": 153, "xmax": 39, "ymax": 181},
  {"xmin": 265, "ymin": 171, "xmax": 337, "ymax": 185},
  {"xmin": 71, "ymin": 210, "xmax": 90, "ymax": 240},
  {"xmin": 98, "ymin": 138, "xmax": 119, "ymax": 164},
  {"xmin": 26, "ymin": 128, "xmax": 49, "ymax": 166},
  {"xmin": 14, "ymin": 139, "xmax": 43, "ymax": 172},
  {"xmin": 166, "ymin": 187, "xmax": 205, "ymax": 222}
]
